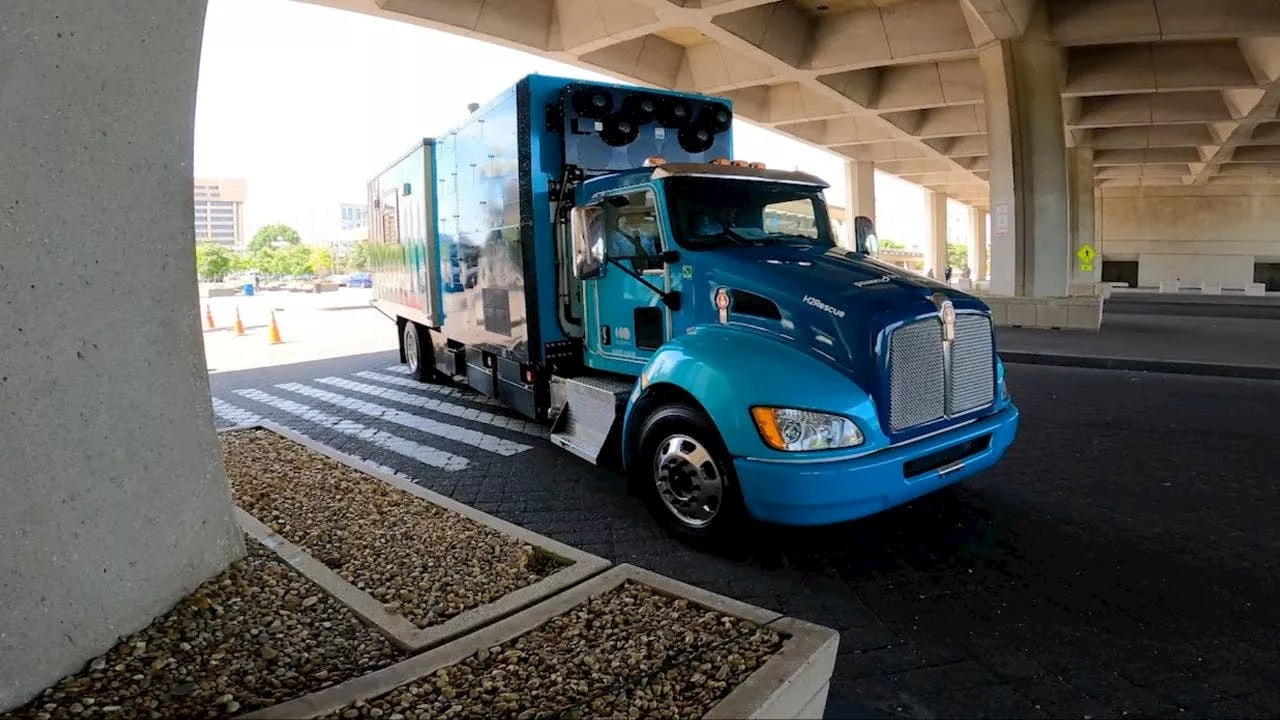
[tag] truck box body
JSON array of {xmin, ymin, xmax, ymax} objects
[{"xmin": 370, "ymin": 76, "xmax": 733, "ymax": 416}]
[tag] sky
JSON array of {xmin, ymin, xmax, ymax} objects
[{"xmin": 194, "ymin": 0, "xmax": 967, "ymax": 249}]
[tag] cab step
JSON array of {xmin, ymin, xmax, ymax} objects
[{"xmin": 548, "ymin": 374, "xmax": 636, "ymax": 466}]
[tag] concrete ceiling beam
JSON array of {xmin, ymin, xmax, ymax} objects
[
  {"xmin": 1067, "ymin": 91, "xmax": 1236, "ymax": 128},
  {"xmin": 1191, "ymin": 36, "xmax": 1280, "ymax": 183},
  {"xmin": 882, "ymin": 105, "xmax": 988, "ymax": 137},
  {"xmin": 1075, "ymin": 124, "xmax": 1217, "ymax": 149},
  {"xmin": 1050, "ymin": 0, "xmax": 1280, "ymax": 46},
  {"xmin": 773, "ymin": 115, "xmax": 897, "ymax": 145},
  {"xmin": 803, "ymin": 0, "xmax": 976, "ymax": 74},
  {"xmin": 959, "ymin": 0, "xmax": 1043, "ymax": 44},
  {"xmin": 1094, "ymin": 147, "xmax": 1202, "ymax": 165},
  {"xmin": 1095, "ymin": 163, "xmax": 1191, "ymax": 178},
  {"xmin": 621, "ymin": 0, "xmax": 987, "ymax": 181},
  {"xmin": 1062, "ymin": 41, "xmax": 1260, "ymax": 97},
  {"xmin": 820, "ymin": 58, "xmax": 983, "ymax": 112},
  {"xmin": 551, "ymin": 0, "xmax": 663, "ymax": 53}
]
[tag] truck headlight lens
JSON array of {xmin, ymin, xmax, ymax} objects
[{"xmin": 750, "ymin": 407, "xmax": 864, "ymax": 452}]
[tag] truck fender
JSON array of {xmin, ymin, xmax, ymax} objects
[{"xmin": 621, "ymin": 325, "xmax": 884, "ymax": 469}]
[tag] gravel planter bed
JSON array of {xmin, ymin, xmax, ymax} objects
[
  {"xmin": 5, "ymin": 538, "xmax": 401, "ymax": 720},
  {"xmin": 246, "ymin": 565, "xmax": 840, "ymax": 720},
  {"xmin": 218, "ymin": 424, "xmax": 609, "ymax": 652}
]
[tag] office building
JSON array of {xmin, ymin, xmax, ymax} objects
[{"xmin": 194, "ymin": 178, "xmax": 247, "ymax": 248}]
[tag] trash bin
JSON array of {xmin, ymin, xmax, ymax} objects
[{"xmin": 243, "ymin": 283, "xmax": 255, "ymax": 297}]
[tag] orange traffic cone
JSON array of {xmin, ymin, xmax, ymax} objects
[
  {"xmin": 267, "ymin": 310, "xmax": 283, "ymax": 345},
  {"xmin": 204, "ymin": 304, "xmax": 215, "ymax": 330},
  {"xmin": 233, "ymin": 308, "xmax": 245, "ymax": 336}
]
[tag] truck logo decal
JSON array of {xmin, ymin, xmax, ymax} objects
[
  {"xmin": 852, "ymin": 275, "xmax": 892, "ymax": 288},
  {"xmin": 803, "ymin": 295, "xmax": 846, "ymax": 318}
]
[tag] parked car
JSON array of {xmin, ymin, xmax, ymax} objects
[{"xmin": 349, "ymin": 271, "xmax": 372, "ymax": 288}]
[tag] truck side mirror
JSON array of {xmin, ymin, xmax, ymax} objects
[
  {"xmin": 571, "ymin": 205, "xmax": 606, "ymax": 280},
  {"xmin": 854, "ymin": 216, "xmax": 878, "ymax": 256}
]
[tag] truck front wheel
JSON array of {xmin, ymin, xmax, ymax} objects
[
  {"xmin": 635, "ymin": 404, "xmax": 745, "ymax": 542},
  {"xmin": 401, "ymin": 320, "xmax": 432, "ymax": 383}
]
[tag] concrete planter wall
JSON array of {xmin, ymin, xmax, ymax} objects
[
  {"xmin": 218, "ymin": 423, "xmax": 611, "ymax": 653},
  {"xmin": 242, "ymin": 564, "xmax": 840, "ymax": 720}
]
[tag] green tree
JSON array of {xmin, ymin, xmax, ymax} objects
[
  {"xmin": 307, "ymin": 246, "xmax": 335, "ymax": 276},
  {"xmin": 345, "ymin": 240, "xmax": 373, "ymax": 271},
  {"xmin": 248, "ymin": 223, "xmax": 302, "ymax": 253},
  {"xmin": 947, "ymin": 242, "xmax": 970, "ymax": 272},
  {"xmin": 879, "ymin": 238, "xmax": 905, "ymax": 250},
  {"xmin": 194, "ymin": 242, "xmax": 235, "ymax": 281}
]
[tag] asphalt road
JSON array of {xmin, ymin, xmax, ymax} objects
[{"xmin": 209, "ymin": 354, "xmax": 1280, "ymax": 719}]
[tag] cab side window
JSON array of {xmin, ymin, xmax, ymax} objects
[{"xmin": 604, "ymin": 190, "xmax": 663, "ymax": 271}]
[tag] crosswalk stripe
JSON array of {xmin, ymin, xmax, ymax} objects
[
  {"xmin": 212, "ymin": 397, "xmax": 263, "ymax": 426},
  {"xmin": 384, "ymin": 365, "xmax": 410, "ymax": 375},
  {"xmin": 318, "ymin": 376, "xmax": 547, "ymax": 438},
  {"xmin": 276, "ymin": 383, "xmax": 533, "ymax": 457},
  {"xmin": 365, "ymin": 370, "xmax": 508, "ymax": 408},
  {"xmin": 232, "ymin": 388, "xmax": 470, "ymax": 471}
]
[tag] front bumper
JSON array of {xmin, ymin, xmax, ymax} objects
[{"xmin": 735, "ymin": 404, "xmax": 1019, "ymax": 526}]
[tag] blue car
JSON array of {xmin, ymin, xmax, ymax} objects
[{"xmin": 349, "ymin": 271, "xmax": 372, "ymax": 288}]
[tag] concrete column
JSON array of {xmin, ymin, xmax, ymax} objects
[
  {"xmin": 0, "ymin": 2, "xmax": 243, "ymax": 710},
  {"xmin": 926, "ymin": 191, "xmax": 949, "ymax": 281},
  {"xmin": 1067, "ymin": 147, "xmax": 1098, "ymax": 289},
  {"xmin": 978, "ymin": 29, "xmax": 1071, "ymax": 297},
  {"xmin": 969, "ymin": 209, "xmax": 989, "ymax": 281},
  {"xmin": 842, "ymin": 160, "xmax": 875, "ymax": 249}
]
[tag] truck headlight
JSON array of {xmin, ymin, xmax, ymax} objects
[{"xmin": 750, "ymin": 407, "xmax": 864, "ymax": 452}]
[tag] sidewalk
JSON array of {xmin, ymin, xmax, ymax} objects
[{"xmin": 997, "ymin": 314, "xmax": 1280, "ymax": 379}]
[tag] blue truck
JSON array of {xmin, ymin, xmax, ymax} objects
[{"xmin": 368, "ymin": 74, "xmax": 1019, "ymax": 540}]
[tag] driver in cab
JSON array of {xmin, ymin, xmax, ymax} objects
[{"xmin": 608, "ymin": 211, "xmax": 662, "ymax": 270}]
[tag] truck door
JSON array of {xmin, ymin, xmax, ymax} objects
[{"xmin": 581, "ymin": 188, "xmax": 669, "ymax": 373}]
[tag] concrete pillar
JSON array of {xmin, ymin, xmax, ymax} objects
[
  {"xmin": 926, "ymin": 191, "xmax": 949, "ymax": 280},
  {"xmin": 842, "ymin": 160, "xmax": 875, "ymax": 249},
  {"xmin": 969, "ymin": 209, "xmax": 989, "ymax": 281},
  {"xmin": 978, "ymin": 29, "xmax": 1071, "ymax": 297},
  {"xmin": 0, "ymin": 2, "xmax": 243, "ymax": 710},
  {"xmin": 1067, "ymin": 147, "xmax": 1098, "ymax": 289}
]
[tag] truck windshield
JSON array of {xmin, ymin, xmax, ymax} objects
[{"xmin": 663, "ymin": 176, "xmax": 836, "ymax": 251}]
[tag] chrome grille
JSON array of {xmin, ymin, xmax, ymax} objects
[
  {"xmin": 888, "ymin": 320, "xmax": 946, "ymax": 431},
  {"xmin": 949, "ymin": 314, "xmax": 995, "ymax": 415},
  {"xmin": 887, "ymin": 313, "xmax": 995, "ymax": 432}
]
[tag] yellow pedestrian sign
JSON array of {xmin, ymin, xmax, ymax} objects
[{"xmin": 1076, "ymin": 244, "xmax": 1096, "ymax": 272}]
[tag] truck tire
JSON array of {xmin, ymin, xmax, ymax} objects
[
  {"xmin": 402, "ymin": 320, "xmax": 432, "ymax": 383},
  {"xmin": 635, "ymin": 403, "xmax": 746, "ymax": 543}
]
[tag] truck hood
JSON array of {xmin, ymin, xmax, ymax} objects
[{"xmin": 700, "ymin": 243, "xmax": 989, "ymax": 390}]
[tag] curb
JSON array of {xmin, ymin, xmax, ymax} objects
[
  {"xmin": 999, "ymin": 351, "xmax": 1280, "ymax": 380},
  {"xmin": 218, "ymin": 423, "xmax": 612, "ymax": 653},
  {"xmin": 243, "ymin": 564, "xmax": 839, "ymax": 720}
]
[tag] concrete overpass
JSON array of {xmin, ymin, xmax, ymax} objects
[
  {"xmin": 5, "ymin": 0, "xmax": 1280, "ymax": 708},
  {"xmin": 310, "ymin": 0, "xmax": 1280, "ymax": 302}
]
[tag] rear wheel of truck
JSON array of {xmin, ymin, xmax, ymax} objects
[
  {"xmin": 636, "ymin": 404, "xmax": 746, "ymax": 544},
  {"xmin": 401, "ymin": 320, "xmax": 432, "ymax": 383}
]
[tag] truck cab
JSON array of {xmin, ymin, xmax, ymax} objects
[{"xmin": 369, "ymin": 75, "xmax": 1018, "ymax": 541}]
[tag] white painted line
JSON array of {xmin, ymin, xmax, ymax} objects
[
  {"xmin": 276, "ymin": 383, "xmax": 533, "ymax": 457},
  {"xmin": 232, "ymin": 388, "xmax": 470, "ymax": 472},
  {"xmin": 212, "ymin": 397, "xmax": 263, "ymax": 426},
  {"xmin": 384, "ymin": 365, "xmax": 410, "ymax": 375},
  {"xmin": 316, "ymin": 376, "xmax": 547, "ymax": 438},
  {"xmin": 366, "ymin": 370, "xmax": 507, "ymax": 408}
]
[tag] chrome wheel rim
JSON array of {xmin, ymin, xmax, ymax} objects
[
  {"xmin": 404, "ymin": 324, "xmax": 420, "ymax": 374},
  {"xmin": 653, "ymin": 434, "xmax": 724, "ymax": 528}
]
